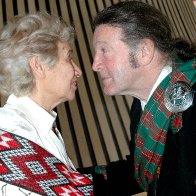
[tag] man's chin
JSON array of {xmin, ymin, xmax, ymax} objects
[{"xmin": 103, "ymin": 87, "xmax": 116, "ymax": 96}]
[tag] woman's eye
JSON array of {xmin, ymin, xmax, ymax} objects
[{"xmin": 66, "ymin": 55, "xmax": 72, "ymax": 62}]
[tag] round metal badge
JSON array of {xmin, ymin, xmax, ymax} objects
[{"xmin": 164, "ymin": 81, "xmax": 194, "ymax": 113}]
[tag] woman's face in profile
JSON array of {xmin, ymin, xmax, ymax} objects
[{"xmin": 44, "ymin": 42, "xmax": 82, "ymax": 104}]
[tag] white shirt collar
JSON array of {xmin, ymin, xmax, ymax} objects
[
  {"xmin": 6, "ymin": 94, "xmax": 57, "ymax": 134},
  {"xmin": 140, "ymin": 65, "xmax": 172, "ymax": 110}
]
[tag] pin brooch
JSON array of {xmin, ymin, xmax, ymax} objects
[{"xmin": 164, "ymin": 81, "xmax": 194, "ymax": 113}]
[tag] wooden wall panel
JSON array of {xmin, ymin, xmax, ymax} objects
[
  {"xmin": 0, "ymin": 0, "xmax": 195, "ymax": 169},
  {"xmin": 17, "ymin": 0, "xmax": 25, "ymax": 15},
  {"xmin": 5, "ymin": 0, "xmax": 14, "ymax": 21},
  {"xmin": 38, "ymin": 0, "xmax": 47, "ymax": 11},
  {"xmin": 27, "ymin": 0, "xmax": 36, "ymax": 13},
  {"xmin": 0, "ymin": 1, "xmax": 3, "ymax": 33},
  {"xmin": 69, "ymin": 0, "xmax": 119, "ymax": 165},
  {"xmin": 178, "ymin": 0, "xmax": 196, "ymax": 41}
]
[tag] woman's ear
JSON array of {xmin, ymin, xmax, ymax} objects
[
  {"xmin": 136, "ymin": 38, "xmax": 155, "ymax": 66},
  {"xmin": 29, "ymin": 56, "xmax": 45, "ymax": 78}
]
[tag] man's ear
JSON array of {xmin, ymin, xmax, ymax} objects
[
  {"xmin": 29, "ymin": 56, "xmax": 45, "ymax": 78},
  {"xmin": 136, "ymin": 38, "xmax": 155, "ymax": 66}
]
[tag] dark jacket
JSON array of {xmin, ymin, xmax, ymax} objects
[
  {"xmin": 81, "ymin": 83, "xmax": 196, "ymax": 196},
  {"xmin": 105, "ymin": 82, "xmax": 196, "ymax": 196}
]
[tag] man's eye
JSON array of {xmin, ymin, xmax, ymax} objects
[{"xmin": 101, "ymin": 48, "xmax": 107, "ymax": 53}]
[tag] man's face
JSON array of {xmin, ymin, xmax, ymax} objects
[{"xmin": 92, "ymin": 24, "xmax": 140, "ymax": 96}]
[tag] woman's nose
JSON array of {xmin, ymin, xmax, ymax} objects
[{"xmin": 72, "ymin": 60, "xmax": 82, "ymax": 77}]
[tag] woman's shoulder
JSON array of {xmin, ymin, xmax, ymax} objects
[{"xmin": 0, "ymin": 107, "xmax": 37, "ymax": 138}]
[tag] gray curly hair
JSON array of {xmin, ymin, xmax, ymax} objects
[{"xmin": 0, "ymin": 12, "xmax": 75, "ymax": 97}]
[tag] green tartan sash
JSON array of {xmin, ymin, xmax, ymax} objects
[{"xmin": 134, "ymin": 59, "xmax": 196, "ymax": 190}]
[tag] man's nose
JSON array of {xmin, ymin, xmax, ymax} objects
[{"xmin": 92, "ymin": 55, "xmax": 102, "ymax": 72}]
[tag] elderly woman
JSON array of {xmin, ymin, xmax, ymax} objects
[{"xmin": 0, "ymin": 12, "xmax": 93, "ymax": 195}]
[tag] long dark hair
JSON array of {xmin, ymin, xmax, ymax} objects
[{"xmin": 93, "ymin": 1, "xmax": 196, "ymax": 62}]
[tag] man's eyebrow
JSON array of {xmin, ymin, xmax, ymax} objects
[{"xmin": 94, "ymin": 41, "xmax": 108, "ymax": 46}]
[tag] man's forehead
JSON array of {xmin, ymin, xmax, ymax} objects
[{"xmin": 93, "ymin": 26, "xmax": 123, "ymax": 45}]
